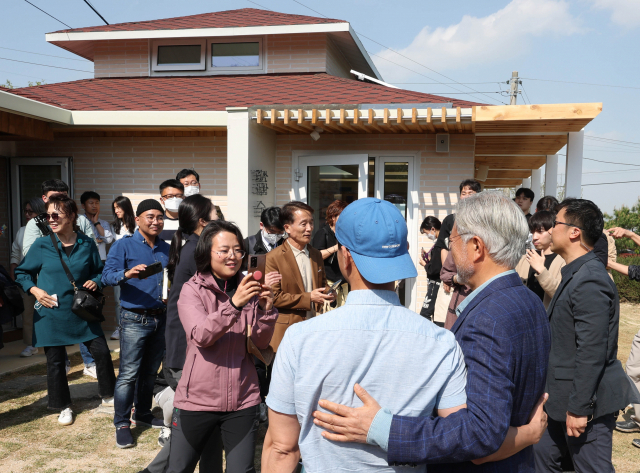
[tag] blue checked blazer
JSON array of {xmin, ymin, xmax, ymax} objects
[{"xmin": 387, "ymin": 272, "xmax": 551, "ymax": 472}]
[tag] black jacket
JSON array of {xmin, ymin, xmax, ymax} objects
[
  {"xmin": 165, "ymin": 232, "xmax": 199, "ymax": 370},
  {"xmin": 244, "ymin": 230, "xmax": 272, "ymax": 256},
  {"xmin": 545, "ymin": 251, "xmax": 640, "ymax": 421}
]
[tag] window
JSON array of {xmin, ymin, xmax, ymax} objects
[
  {"xmin": 211, "ymin": 42, "xmax": 260, "ymax": 68},
  {"xmin": 152, "ymin": 39, "xmax": 206, "ymax": 72}
]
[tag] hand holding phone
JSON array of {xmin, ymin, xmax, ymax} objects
[
  {"xmin": 327, "ymin": 279, "xmax": 343, "ymax": 295},
  {"xmin": 133, "ymin": 261, "xmax": 163, "ymax": 280}
]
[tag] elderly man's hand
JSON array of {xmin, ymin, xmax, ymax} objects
[{"xmin": 312, "ymin": 384, "xmax": 381, "ymax": 443}]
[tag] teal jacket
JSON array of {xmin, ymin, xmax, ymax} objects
[{"xmin": 15, "ymin": 233, "xmax": 104, "ymax": 347}]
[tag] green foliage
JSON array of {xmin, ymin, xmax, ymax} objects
[
  {"xmin": 613, "ymin": 256, "xmax": 640, "ymax": 303},
  {"xmin": 27, "ymin": 80, "xmax": 46, "ymax": 87},
  {"xmin": 604, "ymin": 199, "xmax": 640, "ymax": 254},
  {"xmin": 1, "ymin": 79, "xmax": 13, "ymax": 89}
]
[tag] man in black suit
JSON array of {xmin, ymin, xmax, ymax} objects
[{"xmin": 534, "ymin": 198, "xmax": 640, "ymax": 472}]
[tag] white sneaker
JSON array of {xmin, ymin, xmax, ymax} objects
[
  {"xmin": 83, "ymin": 366, "xmax": 97, "ymax": 379},
  {"xmin": 102, "ymin": 397, "xmax": 114, "ymax": 406},
  {"xmin": 58, "ymin": 408, "xmax": 74, "ymax": 426},
  {"xmin": 158, "ymin": 426, "xmax": 171, "ymax": 447},
  {"xmin": 110, "ymin": 328, "xmax": 120, "ymax": 340},
  {"xmin": 19, "ymin": 346, "xmax": 38, "ymax": 357}
]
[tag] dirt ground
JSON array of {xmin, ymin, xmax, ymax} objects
[{"xmin": 1, "ymin": 304, "xmax": 640, "ymax": 472}]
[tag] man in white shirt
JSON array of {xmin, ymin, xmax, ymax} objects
[{"xmin": 81, "ymin": 191, "xmax": 114, "ymax": 262}]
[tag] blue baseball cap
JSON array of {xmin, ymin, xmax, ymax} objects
[{"xmin": 335, "ymin": 198, "xmax": 417, "ymax": 284}]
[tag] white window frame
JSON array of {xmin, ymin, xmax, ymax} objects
[
  {"xmin": 151, "ymin": 38, "xmax": 206, "ymax": 72},
  {"xmin": 207, "ymin": 36, "xmax": 264, "ymax": 74}
]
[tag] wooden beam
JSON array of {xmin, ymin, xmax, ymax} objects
[
  {"xmin": 456, "ymin": 107, "xmax": 462, "ymax": 132},
  {"xmin": 261, "ymin": 120, "xmax": 296, "ymax": 134},
  {"xmin": 411, "ymin": 108, "xmax": 424, "ymax": 132},
  {"xmin": 426, "ymin": 107, "xmax": 435, "ymax": 132},
  {"xmin": 381, "ymin": 108, "xmax": 398, "ymax": 133},
  {"xmin": 471, "ymin": 106, "xmax": 476, "ymax": 133},
  {"xmin": 324, "ymin": 109, "xmax": 346, "ymax": 133},
  {"xmin": 312, "ymin": 108, "xmax": 319, "ymax": 126},
  {"xmin": 475, "ymin": 155, "xmax": 547, "ymax": 170},
  {"xmin": 0, "ymin": 110, "xmax": 54, "ymax": 141},
  {"xmin": 475, "ymin": 135, "xmax": 567, "ymax": 155},
  {"xmin": 487, "ymin": 170, "xmax": 532, "ymax": 179},
  {"xmin": 296, "ymin": 109, "xmax": 313, "ymax": 131},
  {"xmin": 483, "ymin": 178, "xmax": 524, "ymax": 187},
  {"xmin": 256, "ymin": 109, "xmax": 264, "ymax": 125},
  {"xmin": 366, "ymin": 108, "xmax": 386, "ymax": 133},
  {"xmin": 475, "ymin": 103, "xmax": 603, "ymax": 122},
  {"xmin": 271, "ymin": 108, "xmax": 277, "ymax": 125},
  {"xmin": 441, "ymin": 107, "xmax": 449, "ymax": 132},
  {"xmin": 396, "ymin": 108, "xmax": 411, "ymax": 133},
  {"xmin": 283, "ymin": 109, "xmax": 291, "ymax": 125}
]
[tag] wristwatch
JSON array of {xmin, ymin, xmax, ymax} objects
[{"xmin": 95, "ymin": 222, "xmax": 102, "ymax": 227}]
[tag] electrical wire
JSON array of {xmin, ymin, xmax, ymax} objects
[
  {"xmin": 0, "ymin": 46, "xmax": 90, "ymax": 62},
  {"xmin": 288, "ymin": 0, "xmax": 506, "ymax": 105},
  {"xmin": 584, "ymin": 157, "xmax": 640, "ymax": 167},
  {"xmin": 0, "ymin": 57, "xmax": 93, "ymax": 73},
  {"xmin": 583, "ymin": 180, "xmax": 640, "ymax": 187},
  {"xmin": 521, "ymin": 76, "xmax": 640, "ymax": 91},
  {"xmin": 23, "ymin": 0, "xmax": 72, "ymax": 29},
  {"xmin": 0, "ymin": 69, "xmax": 47, "ymax": 80},
  {"xmin": 521, "ymin": 83, "xmax": 532, "ymax": 105},
  {"xmin": 585, "ymin": 136, "xmax": 640, "ymax": 148},
  {"xmin": 82, "ymin": 0, "xmax": 109, "ymax": 25}
]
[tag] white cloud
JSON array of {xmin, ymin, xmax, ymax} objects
[
  {"xmin": 591, "ymin": 0, "xmax": 640, "ymax": 27},
  {"xmin": 373, "ymin": 0, "xmax": 582, "ymax": 83}
]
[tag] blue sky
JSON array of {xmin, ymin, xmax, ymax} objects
[{"xmin": 2, "ymin": 0, "xmax": 640, "ymax": 214}]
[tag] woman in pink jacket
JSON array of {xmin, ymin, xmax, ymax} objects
[{"xmin": 165, "ymin": 220, "xmax": 280, "ymax": 473}]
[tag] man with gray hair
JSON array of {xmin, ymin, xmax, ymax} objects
[{"xmin": 313, "ymin": 191, "xmax": 551, "ymax": 472}]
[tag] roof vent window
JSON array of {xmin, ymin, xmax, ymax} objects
[
  {"xmin": 157, "ymin": 45, "xmax": 203, "ymax": 66},
  {"xmin": 212, "ymin": 42, "xmax": 259, "ymax": 68}
]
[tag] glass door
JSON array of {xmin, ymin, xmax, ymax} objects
[{"xmin": 10, "ymin": 157, "xmax": 71, "ymax": 239}]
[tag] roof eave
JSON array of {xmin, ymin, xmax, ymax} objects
[{"xmin": 347, "ymin": 26, "xmax": 382, "ymax": 81}]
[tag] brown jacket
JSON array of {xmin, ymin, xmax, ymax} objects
[
  {"xmin": 265, "ymin": 241, "xmax": 327, "ymax": 351},
  {"xmin": 515, "ymin": 252, "xmax": 566, "ymax": 309}
]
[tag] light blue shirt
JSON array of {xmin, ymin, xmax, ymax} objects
[
  {"xmin": 267, "ymin": 289, "xmax": 467, "ymax": 472},
  {"xmin": 367, "ymin": 270, "xmax": 516, "ymax": 453}
]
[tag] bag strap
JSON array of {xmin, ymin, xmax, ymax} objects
[{"xmin": 49, "ymin": 233, "xmax": 78, "ymax": 291}]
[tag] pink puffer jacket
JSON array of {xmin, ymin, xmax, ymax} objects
[{"xmin": 173, "ymin": 271, "xmax": 278, "ymax": 412}]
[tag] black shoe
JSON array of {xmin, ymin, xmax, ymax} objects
[
  {"xmin": 132, "ymin": 413, "xmax": 163, "ymax": 429},
  {"xmin": 616, "ymin": 419, "xmax": 640, "ymax": 433},
  {"xmin": 633, "ymin": 439, "xmax": 640, "ymax": 448},
  {"xmin": 115, "ymin": 426, "xmax": 135, "ymax": 449}
]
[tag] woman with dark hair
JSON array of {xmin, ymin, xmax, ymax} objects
[
  {"xmin": 15, "ymin": 195, "xmax": 116, "ymax": 426},
  {"xmin": 163, "ymin": 220, "xmax": 279, "ymax": 473},
  {"xmin": 536, "ymin": 195, "xmax": 559, "ymax": 213},
  {"xmin": 418, "ymin": 216, "xmax": 443, "ymax": 324},
  {"xmin": 516, "ymin": 210, "xmax": 565, "ymax": 308},
  {"xmin": 109, "ymin": 196, "xmax": 136, "ymax": 340},
  {"xmin": 312, "ymin": 200, "xmax": 348, "ymax": 309}
]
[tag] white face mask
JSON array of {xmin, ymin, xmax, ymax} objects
[
  {"xmin": 427, "ymin": 232, "xmax": 436, "ymax": 241},
  {"xmin": 164, "ymin": 197, "xmax": 183, "ymax": 212},
  {"xmin": 184, "ymin": 185, "xmax": 200, "ymax": 197},
  {"xmin": 262, "ymin": 229, "xmax": 284, "ymax": 246}
]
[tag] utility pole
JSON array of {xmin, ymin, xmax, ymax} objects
[{"xmin": 508, "ymin": 71, "xmax": 519, "ymax": 105}]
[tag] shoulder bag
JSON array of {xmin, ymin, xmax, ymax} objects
[{"xmin": 49, "ymin": 233, "xmax": 105, "ymax": 323}]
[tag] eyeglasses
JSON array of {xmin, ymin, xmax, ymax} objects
[
  {"xmin": 47, "ymin": 212, "xmax": 66, "ymax": 221},
  {"xmin": 213, "ymin": 249, "xmax": 246, "ymax": 260},
  {"xmin": 447, "ymin": 233, "xmax": 468, "ymax": 250},
  {"xmin": 143, "ymin": 216, "xmax": 164, "ymax": 223},
  {"xmin": 553, "ymin": 220, "xmax": 583, "ymax": 231},
  {"xmin": 161, "ymin": 193, "xmax": 184, "ymax": 200}
]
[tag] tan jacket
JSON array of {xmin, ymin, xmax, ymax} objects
[
  {"xmin": 515, "ymin": 252, "xmax": 566, "ymax": 309},
  {"xmin": 265, "ymin": 241, "xmax": 327, "ymax": 351}
]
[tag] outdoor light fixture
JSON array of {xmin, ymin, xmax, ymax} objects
[{"xmin": 310, "ymin": 126, "xmax": 323, "ymax": 141}]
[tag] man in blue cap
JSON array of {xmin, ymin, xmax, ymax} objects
[{"xmin": 261, "ymin": 198, "xmax": 468, "ymax": 473}]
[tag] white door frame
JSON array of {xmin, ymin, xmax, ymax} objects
[
  {"xmin": 9, "ymin": 157, "xmax": 71, "ymax": 241},
  {"xmin": 291, "ymin": 150, "xmax": 420, "ymax": 311}
]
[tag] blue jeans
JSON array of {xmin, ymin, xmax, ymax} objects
[
  {"xmin": 79, "ymin": 342, "xmax": 96, "ymax": 368},
  {"xmin": 113, "ymin": 309, "xmax": 166, "ymax": 428},
  {"xmin": 113, "ymin": 285, "xmax": 122, "ymax": 326}
]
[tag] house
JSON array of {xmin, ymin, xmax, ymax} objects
[{"xmin": 0, "ymin": 8, "xmax": 602, "ymax": 328}]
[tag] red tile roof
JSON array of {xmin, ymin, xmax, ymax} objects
[
  {"xmin": 7, "ymin": 73, "xmax": 481, "ymax": 111},
  {"xmin": 51, "ymin": 8, "xmax": 346, "ymax": 34}
]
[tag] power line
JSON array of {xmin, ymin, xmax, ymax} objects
[
  {"xmin": 584, "ymin": 147, "xmax": 640, "ymax": 154},
  {"xmin": 392, "ymin": 81, "xmax": 503, "ymax": 85},
  {"xmin": 0, "ymin": 69, "xmax": 47, "ymax": 80},
  {"xmin": 585, "ymin": 136, "xmax": 640, "ymax": 148},
  {"xmin": 0, "ymin": 46, "xmax": 89, "ymax": 62},
  {"xmin": 583, "ymin": 180, "xmax": 640, "ymax": 187},
  {"xmin": 521, "ymin": 83, "xmax": 532, "ymax": 105},
  {"xmin": 82, "ymin": 0, "xmax": 109, "ymax": 25},
  {"xmin": 0, "ymin": 57, "xmax": 93, "ymax": 73},
  {"xmin": 288, "ymin": 0, "xmax": 505, "ymax": 105},
  {"xmin": 23, "ymin": 0, "xmax": 72, "ymax": 29},
  {"xmin": 584, "ymin": 157, "xmax": 640, "ymax": 167},
  {"xmin": 521, "ymin": 76, "xmax": 640, "ymax": 91}
]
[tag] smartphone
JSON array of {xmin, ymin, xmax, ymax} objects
[
  {"xmin": 137, "ymin": 261, "xmax": 163, "ymax": 280},
  {"xmin": 328, "ymin": 279, "xmax": 343, "ymax": 295},
  {"xmin": 248, "ymin": 254, "xmax": 266, "ymax": 285}
]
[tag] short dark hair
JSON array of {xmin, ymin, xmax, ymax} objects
[
  {"xmin": 176, "ymin": 169, "xmax": 199, "ymax": 182},
  {"xmin": 556, "ymin": 198, "xmax": 604, "ymax": 247},
  {"xmin": 459, "ymin": 179, "xmax": 482, "ymax": 194},
  {"xmin": 536, "ymin": 196, "xmax": 559, "ymax": 213},
  {"xmin": 42, "ymin": 179, "xmax": 68, "ymax": 196},
  {"xmin": 528, "ymin": 210, "xmax": 555, "ymax": 233},
  {"xmin": 420, "ymin": 216, "xmax": 441, "ymax": 232},
  {"xmin": 260, "ymin": 206, "xmax": 284, "ymax": 230},
  {"xmin": 326, "ymin": 200, "xmax": 348, "ymax": 226},
  {"xmin": 47, "ymin": 194, "xmax": 79, "ymax": 232},
  {"xmin": 159, "ymin": 179, "xmax": 184, "ymax": 194},
  {"xmin": 195, "ymin": 220, "xmax": 245, "ymax": 275},
  {"xmin": 516, "ymin": 187, "xmax": 535, "ymax": 202},
  {"xmin": 28, "ymin": 197, "xmax": 46, "ymax": 215},
  {"xmin": 80, "ymin": 191, "xmax": 100, "ymax": 204},
  {"xmin": 280, "ymin": 201, "xmax": 314, "ymax": 226}
]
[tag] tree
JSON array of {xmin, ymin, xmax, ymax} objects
[
  {"xmin": 1, "ymin": 79, "xmax": 46, "ymax": 89},
  {"xmin": 1, "ymin": 79, "xmax": 14, "ymax": 89},
  {"xmin": 604, "ymin": 198, "xmax": 640, "ymax": 253}
]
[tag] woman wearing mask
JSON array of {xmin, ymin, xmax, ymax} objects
[
  {"xmin": 516, "ymin": 210, "xmax": 565, "ymax": 309},
  {"xmin": 418, "ymin": 216, "xmax": 442, "ymax": 324},
  {"xmin": 13, "ymin": 197, "xmax": 45, "ymax": 357},
  {"xmin": 142, "ymin": 194, "xmax": 222, "ymax": 473},
  {"xmin": 164, "ymin": 221, "xmax": 279, "ymax": 473},
  {"xmin": 312, "ymin": 200, "xmax": 348, "ymax": 310},
  {"xmin": 110, "ymin": 196, "xmax": 136, "ymax": 340},
  {"xmin": 15, "ymin": 195, "xmax": 116, "ymax": 425}
]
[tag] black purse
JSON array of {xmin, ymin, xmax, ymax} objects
[{"xmin": 50, "ymin": 234, "xmax": 105, "ymax": 323}]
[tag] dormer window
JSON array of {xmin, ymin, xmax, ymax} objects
[{"xmin": 151, "ymin": 37, "xmax": 263, "ymax": 75}]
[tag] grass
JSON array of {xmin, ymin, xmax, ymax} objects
[{"xmin": 1, "ymin": 305, "xmax": 640, "ymax": 471}]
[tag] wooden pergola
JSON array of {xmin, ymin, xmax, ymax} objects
[{"xmin": 254, "ymin": 103, "xmax": 602, "ymax": 189}]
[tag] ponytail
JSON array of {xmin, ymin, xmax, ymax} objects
[{"xmin": 167, "ymin": 227, "xmax": 185, "ymax": 281}]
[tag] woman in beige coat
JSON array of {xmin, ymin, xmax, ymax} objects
[{"xmin": 516, "ymin": 210, "xmax": 565, "ymax": 309}]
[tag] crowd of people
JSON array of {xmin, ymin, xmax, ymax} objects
[{"xmin": 1, "ymin": 171, "xmax": 640, "ymax": 473}]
